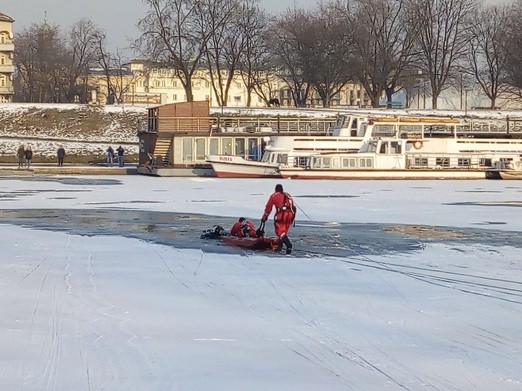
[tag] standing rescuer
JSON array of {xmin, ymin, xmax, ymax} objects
[{"xmin": 261, "ymin": 184, "xmax": 296, "ymax": 254}]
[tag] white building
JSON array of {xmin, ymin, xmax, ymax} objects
[{"xmin": 0, "ymin": 12, "xmax": 14, "ymax": 103}]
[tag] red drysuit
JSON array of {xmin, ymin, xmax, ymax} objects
[{"xmin": 261, "ymin": 191, "xmax": 296, "ymax": 238}]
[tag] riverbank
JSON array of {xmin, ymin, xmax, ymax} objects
[{"xmin": 0, "ymin": 163, "xmax": 138, "ymax": 176}]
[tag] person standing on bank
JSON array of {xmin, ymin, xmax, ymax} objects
[
  {"xmin": 116, "ymin": 145, "xmax": 125, "ymax": 167},
  {"xmin": 261, "ymin": 184, "xmax": 297, "ymax": 254},
  {"xmin": 24, "ymin": 146, "xmax": 33, "ymax": 168},
  {"xmin": 57, "ymin": 145, "xmax": 66, "ymax": 166},
  {"xmin": 17, "ymin": 145, "xmax": 25, "ymax": 168},
  {"xmin": 106, "ymin": 146, "xmax": 114, "ymax": 166}
]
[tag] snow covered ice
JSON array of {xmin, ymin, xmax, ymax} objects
[{"xmin": 0, "ymin": 176, "xmax": 520, "ymax": 390}]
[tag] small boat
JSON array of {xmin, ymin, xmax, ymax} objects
[
  {"xmin": 221, "ymin": 235, "xmax": 279, "ymax": 250},
  {"xmin": 499, "ymin": 170, "xmax": 522, "ymax": 179}
]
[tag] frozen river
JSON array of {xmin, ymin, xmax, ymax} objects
[{"xmin": 0, "ymin": 176, "xmax": 520, "ymax": 390}]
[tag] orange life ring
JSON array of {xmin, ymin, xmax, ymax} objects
[{"xmin": 413, "ymin": 141, "xmax": 423, "ymax": 149}]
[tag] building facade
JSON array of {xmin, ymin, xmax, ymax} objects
[
  {"xmin": 0, "ymin": 12, "xmax": 14, "ymax": 103},
  {"xmin": 86, "ymin": 60, "xmax": 372, "ymax": 108}
]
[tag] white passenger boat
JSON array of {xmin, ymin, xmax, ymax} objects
[
  {"xmin": 277, "ymin": 115, "xmax": 522, "ymax": 180},
  {"xmin": 208, "ymin": 115, "xmax": 522, "ymax": 178},
  {"xmin": 279, "ymin": 137, "xmax": 520, "ymax": 180},
  {"xmin": 207, "ymin": 114, "xmax": 372, "ymax": 177}
]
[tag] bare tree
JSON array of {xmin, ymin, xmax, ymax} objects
[
  {"xmin": 501, "ymin": 0, "xmax": 522, "ymax": 98},
  {"xmin": 268, "ymin": 2, "xmax": 356, "ymax": 108},
  {"xmin": 268, "ymin": 8, "xmax": 313, "ymax": 107},
  {"xmin": 408, "ymin": 0, "xmax": 475, "ymax": 109},
  {"xmin": 14, "ymin": 23, "xmax": 69, "ymax": 103},
  {"xmin": 350, "ymin": 0, "xmax": 418, "ymax": 108},
  {"xmin": 467, "ymin": 4, "xmax": 509, "ymax": 109},
  {"xmin": 92, "ymin": 32, "xmax": 134, "ymax": 104},
  {"xmin": 196, "ymin": 0, "xmax": 243, "ymax": 107},
  {"xmin": 306, "ymin": 1, "xmax": 355, "ymax": 107},
  {"xmin": 67, "ymin": 19, "xmax": 103, "ymax": 102},
  {"xmin": 136, "ymin": 0, "xmax": 209, "ymax": 102},
  {"xmin": 236, "ymin": 0, "xmax": 272, "ymax": 107}
]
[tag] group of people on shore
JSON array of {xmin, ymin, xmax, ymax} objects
[
  {"xmin": 106, "ymin": 145, "xmax": 125, "ymax": 167},
  {"xmin": 15, "ymin": 145, "xmax": 127, "ymax": 168},
  {"xmin": 230, "ymin": 184, "xmax": 297, "ymax": 254},
  {"xmin": 16, "ymin": 144, "xmax": 66, "ymax": 168},
  {"xmin": 16, "ymin": 145, "xmax": 34, "ymax": 168}
]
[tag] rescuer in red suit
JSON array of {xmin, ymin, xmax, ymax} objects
[
  {"xmin": 230, "ymin": 217, "xmax": 257, "ymax": 238},
  {"xmin": 261, "ymin": 184, "xmax": 296, "ymax": 254}
]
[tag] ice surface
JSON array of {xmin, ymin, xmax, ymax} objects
[{"xmin": 0, "ymin": 176, "xmax": 520, "ymax": 390}]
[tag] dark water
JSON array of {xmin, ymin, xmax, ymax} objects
[{"xmin": 0, "ymin": 208, "xmax": 520, "ymax": 257}]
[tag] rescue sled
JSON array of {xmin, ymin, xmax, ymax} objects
[{"xmin": 221, "ymin": 235, "xmax": 279, "ymax": 250}]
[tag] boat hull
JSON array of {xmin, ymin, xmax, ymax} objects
[
  {"xmin": 207, "ymin": 155, "xmax": 281, "ymax": 178},
  {"xmin": 498, "ymin": 170, "xmax": 522, "ymax": 180},
  {"xmin": 279, "ymin": 168, "xmax": 489, "ymax": 180},
  {"xmin": 221, "ymin": 236, "xmax": 279, "ymax": 250}
]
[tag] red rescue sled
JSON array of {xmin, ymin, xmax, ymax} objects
[{"xmin": 221, "ymin": 235, "xmax": 279, "ymax": 250}]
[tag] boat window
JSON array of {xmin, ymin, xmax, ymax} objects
[
  {"xmin": 182, "ymin": 137, "xmax": 193, "ymax": 163},
  {"xmin": 414, "ymin": 158, "xmax": 428, "ymax": 167},
  {"xmin": 261, "ymin": 152, "xmax": 270, "ymax": 162},
  {"xmin": 195, "ymin": 138, "xmax": 206, "ymax": 161},
  {"xmin": 323, "ymin": 157, "xmax": 331, "ymax": 167},
  {"xmin": 458, "ymin": 158, "xmax": 471, "ymax": 166},
  {"xmin": 209, "ymin": 138, "xmax": 219, "ymax": 155},
  {"xmin": 342, "ymin": 158, "xmax": 352, "ymax": 168},
  {"xmin": 436, "ymin": 157, "xmax": 450, "ymax": 167},
  {"xmin": 367, "ymin": 140, "xmax": 378, "ymax": 153},
  {"xmin": 278, "ymin": 154, "xmax": 289, "ymax": 164},
  {"xmin": 357, "ymin": 123, "xmax": 367, "ymax": 137},
  {"xmin": 379, "ymin": 142, "xmax": 388, "ymax": 154},
  {"xmin": 312, "ymin": 158, "xmax": 321, "ymax": 168},
  {"xmin": 479, "ymin": 158, "xmax": 492, "ymax": 167},
  {"xmin": 222, "ymin": 138, "xmax": 233, "ymax": 155},
  {"xmin": 332, "ymin": 158, "xmax": 340, "ymax": 168},
  {"xmin": 359, "ymin": 158, "xmax": 373, "ymax": 168},
  {"xmin": 398, "ymin": 124, "xmax": 422, "ymax": 138},
  {"xmin": 248, "ymin": 138, "xmax": 259, "ymax": 160},
  {"xmin": 372, "ymin": 124, "xmax": 396, "ymax": 137},
  {"xmin": 235, "ymin": 138, "xmax": 246, "ymax": 158},
  {"xmin": 294, "ymin": 156, "xmax": 307, "ymax": 167},
  {"xmin": 391, "ymin": 141, "xmax": 401, "ymax": 154}
]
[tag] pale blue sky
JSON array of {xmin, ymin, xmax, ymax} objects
[{"xmin": 2, "ymin": 0, "xmax": 311, "ymax": 54}]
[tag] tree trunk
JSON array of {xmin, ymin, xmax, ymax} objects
[{"xmin": 431, "ymin": 94, "xmax": 438, "ymax": 110}]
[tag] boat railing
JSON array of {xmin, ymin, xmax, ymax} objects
[{"xmin": 138, "ymin": 116, "xmax": 336, "ymax": 134}]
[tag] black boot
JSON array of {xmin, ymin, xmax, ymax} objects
[{"xmin": 282, "ymin": 236, "xmax": 292, "ymax": 254}]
